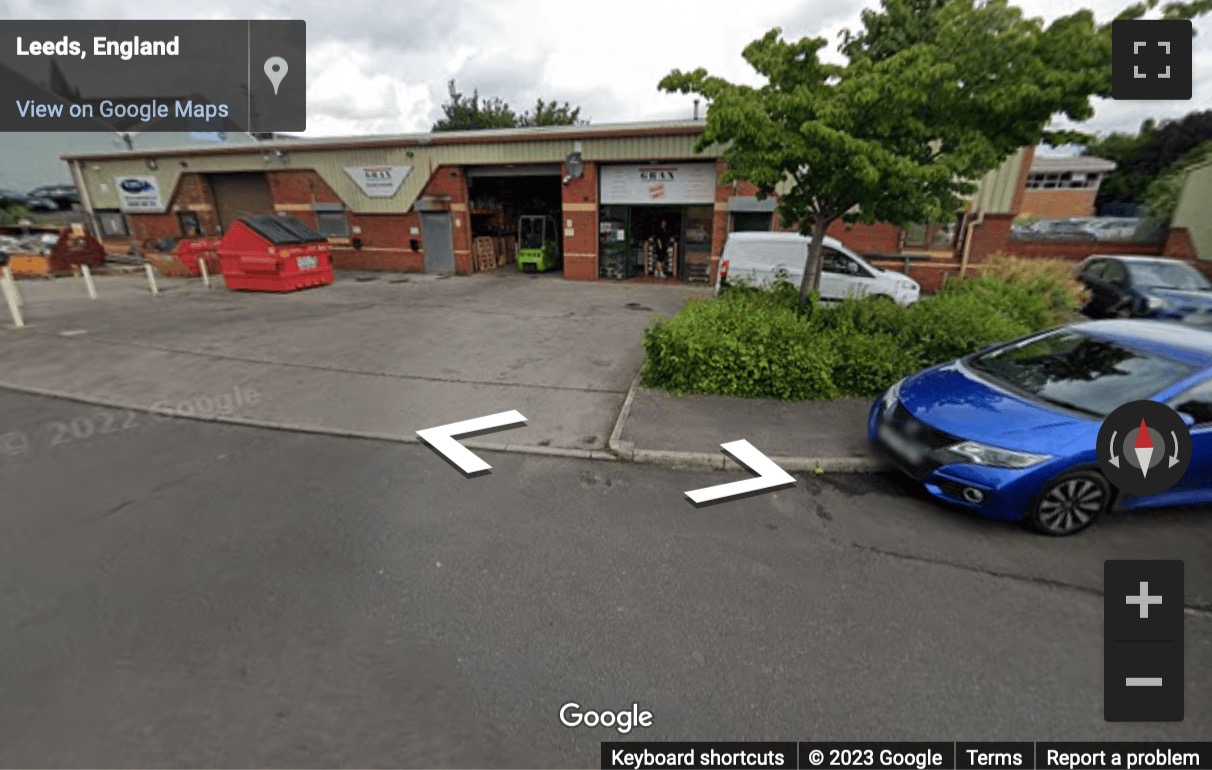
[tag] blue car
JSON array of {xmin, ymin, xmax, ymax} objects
[{"xmin": 869, "ymin": 320, "xmax": 1212, "ymax": 535}]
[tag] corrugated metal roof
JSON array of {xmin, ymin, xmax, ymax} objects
[
  {"xmin": 969, "ymin": 147, "xmax": 1027, "ymax": 215},
  {"xmin": 1030, "ymin": 155, "xmax": 1117, "ymax": 173},
  {"xmin": 62, "ymin": 120, "xmax": 708, "ymax": 161}
]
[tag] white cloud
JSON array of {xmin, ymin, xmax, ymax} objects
[{"xmin": 2, "ymin": 0, "xmax": 1208, "ymax": 137}]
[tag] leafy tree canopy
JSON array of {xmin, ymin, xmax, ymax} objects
[
  {"xmin": 1081, "ymin": 110, "xmax": 1212, "ymax": 205},
  {"xmin": 1142, "ymin": 138, "xmax": 1212, "ymax": 223},
  {"xmin": 660, "ymin": 0, "xmax": 1210, "ymax": 301},
  {"xmin": 433, "ymin": 81, "xmax": 585, "ymax": 131}
]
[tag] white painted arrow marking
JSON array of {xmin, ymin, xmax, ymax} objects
[
  {"xmin": 417, "ymin": 410, "xmax": 527, "ymax": 475},
  {"xmin": 685, "ymin": 439, "xmax": 796, "ymax": 505}
]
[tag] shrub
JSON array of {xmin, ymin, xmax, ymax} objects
[
  {"xmin": 896, "ymin": 290, "xmax": 1032, "ymax": 368},
  {"xmin": 827, "ymin": 332, "xmax": 922, "ymax": 396},
  {"xmin": 967, "ymin": 255, "xmax": 1089, "ymax": 322},
  {"xmin": 642, "ymin": 266, "xmax": 1071, "ymax": 401},
  {"xmin": 642, "ymin": 293, "xmax": 840, "ymax": 400}
]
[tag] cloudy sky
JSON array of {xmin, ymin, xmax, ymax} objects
[{"xmin": 5, "ymin": 0, "xmax": 1210, "ymax": 141}]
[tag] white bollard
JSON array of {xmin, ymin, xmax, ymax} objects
[
  {"xmin": 81, "ymin": 264, "xmax": 98, "ymax": 299},
  {"xmin": 2, "ymin": 273, "xmax": 25, "ymax": 328},
  {"xmin": 199, "ymin": 257, "xmax": 211, "ymax": 288},
  {"xmin": 2, "ymin": 266, "xmax": 22, "ymax": 307},
  {"xmin": 144, "ymin": 263, "xmax": 160, "ymax": 296}
]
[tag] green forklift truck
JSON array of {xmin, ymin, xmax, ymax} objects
[{"xmin": 517, "ymin": 214, "xmax": 561, "ymax": 273}]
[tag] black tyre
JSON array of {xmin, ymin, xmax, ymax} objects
[{"xmin": 1025, "ymin": 469, "xmax": 1113, "ymax": 536}]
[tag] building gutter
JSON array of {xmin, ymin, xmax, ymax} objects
[{"xmin": 960, "ymin": 210, "xmax": 985, "ymax": 277}]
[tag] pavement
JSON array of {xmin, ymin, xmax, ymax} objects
[
  {"xmin": 0, "ymin": 269, "xmax": 882, "ymax": 471},
  {"xmin": 2, "ymin": 388, "xmax": 1209, "ymax": 767}
]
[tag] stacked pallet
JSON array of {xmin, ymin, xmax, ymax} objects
[
  {"xmin": 497, "ymin": 235, "xmax": 517, "ymax": 266},
  {"xmin": 474, "ymin": 236, "xmax": 498, "ymax": 272}
]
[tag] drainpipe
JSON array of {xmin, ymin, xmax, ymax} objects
[
  {"xmin": 70, "ymin": 159, "xmax": 100, "ymax": 239},
  {"xmin": 959, "ymin": 209, "xmax": 984, "ymax": 278}
]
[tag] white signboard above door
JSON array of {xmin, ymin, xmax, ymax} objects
[
  {"xmin": 114, "ymin": 175, "xmax": 166, "ymax": 213},
  {"xmin": 344, "ymin": 165, "xmax": 412, "ymax": 198},
  {"xmin": 600, "ymin": 163, "xmax": 717, "ymax": 205}
]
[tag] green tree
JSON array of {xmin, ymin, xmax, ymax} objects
[
  {"xmin": 660, "ymin": 0, "xmax": 1210, "ymax": 303},
  {"xmin": 1083, "ymin": 110, "xmax": 1212, "ymax": 206},
  {"xmin": 518, "ymin": 97, "xmax": 584, "ymax": 127},
  {"xmin": 1142, "ymin": 139, "xmax": 1212, "ymax": 224},
  {"xmin": 432, "ymin": 80, "xmax": 518, "ymax": 131},
  {"xmin": 433, "ymin": 81, "xmax": 586, "ymax": 131}
]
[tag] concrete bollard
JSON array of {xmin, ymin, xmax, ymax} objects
[
  {"xmin": 2, "ymin": 273, "xmax": 25, "ymax": 328},
  {"xmin": 199, "ymin": 257, "xmax": 211, "ymax": 288},
  {"xmin": 144, "ymin": 263, "xmax": 160, "ymax": 296},
  {"xmin": 81, "ymin": 264, "xmax": 98, "ymax": 299},
  {"xmin": 2, "ymin": 266, "xmax": 22, "ymax": 307}
]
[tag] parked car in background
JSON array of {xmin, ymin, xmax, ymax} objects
[
  {"xmin": 1076, "ymin": 255, "xmax": 1212, "ymax": 325},
  {"xmin": 24, "ymin": 195, "xmax": 57, "ymax": 212},
  {"xmin": 716, "ymin": 232, "xmax": 921, "ymax": 305},
  {"xmin": 870, "ymin": 320, "xmax": 1212, "ymax": 535},
  {"xmin": 1083, "ymin": 217, "xmax": 1142, "ymax": 241},
  {"xmin": 0, "ymin": 188, "xmax": 32, "ymax": 209},
  {"xmin": 28, "ymin": 184, "xmax": 80, "ymax": 211},
  {"xmin": 1012, "ymin": 218, "xmax": 1098, "ymax": 241}
]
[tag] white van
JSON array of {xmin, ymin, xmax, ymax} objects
[{"xmin": 716, "ymin": 232, "xmax": 921, "ymax": 305}]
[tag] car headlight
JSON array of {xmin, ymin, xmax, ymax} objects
[
  {"xmin": 946, "ymin": 440, "xmax": 1051, "ymax": 469},
  {"xmin": 1145, "ymin": 296, "xmax": 1169, "ymax": 310},
  {"xmin": 881, "ymin": 378, "xmax": 903, "ymax": 413}
]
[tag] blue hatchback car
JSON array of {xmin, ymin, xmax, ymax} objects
[{"xmin": 869, "ymin": 320, "xmax": 1212, "ymax": 535}]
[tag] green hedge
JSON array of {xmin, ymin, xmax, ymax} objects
[{"xmin": 642, "ymin": 266, "xmax": 1079, "ymax": 400}]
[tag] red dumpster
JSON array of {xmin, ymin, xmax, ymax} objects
[
  {"xmin": 173, "ymin": 238, "xmax": 222, "ymax": 277},
  {"xmin": 217, "ymin": 216, "xmax": 334, "ymax": 292}
]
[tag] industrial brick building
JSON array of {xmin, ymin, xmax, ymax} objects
[
  {"xmin": 62, "ymin": 121, "xmax": 1200, "ymax": 287},
  {"xmin": 61, "ymin": 121, "xmax": 957, "ymax": 284}
]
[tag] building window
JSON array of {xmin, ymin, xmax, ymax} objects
[
  {"xmin": 315, "ymin": 210, "xmax": 350, "ymax": 237},
  {"xmin": 96, "ymin": 210, "xmax": 129, "ymax": 237},
  {"xmin": 1027, "ymin": 171, "xmax": 1100, "ymax": 190},
  {"xmin": 731, "ymin": 212, "xmax": 773, "ymax": 232},
  {"xmin": 178, "ymin": 211, "xmax": 201, "ymax": 237}
]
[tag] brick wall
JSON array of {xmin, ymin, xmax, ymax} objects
[
  {"xmin": 1020, "ymin": 189, "xmax": 1098, "ymax": 219},
  {"xmin": 965, "ymin": 214, "xmax": 1015, "ymax": 261},
  {"xmin": 127, "ymin": 213, "xmax": 180, "ymax": 244},
  {"xmin": 1162, "ymin": 227, "xmax": 1198, "ymax": 260},
  {"xmin": 562, "ymin": 160, "xmax": 599, "ymax": 281},
  {"xmin": 174, "ymin": 173, "xmax": 220, "ymax": 236},
  {"xmin": 827, "ymin": 221, "xmax": 903, "ymax": 254},
  {"xmin": 1002, "ymin": 239, "xmax": 1164, "ymax": 261}
]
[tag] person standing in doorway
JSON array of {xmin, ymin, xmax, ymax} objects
[{"xmin": 652, "ymin": 218, "xmax": 675, "ymax": 279}]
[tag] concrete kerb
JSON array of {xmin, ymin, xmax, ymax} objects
[{"xmin": 607, "ymin": 364, "xmax": 888, "ymax": 475}]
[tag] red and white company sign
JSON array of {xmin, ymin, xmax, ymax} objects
[{"xmin": 600, "ymin": 163, "xmax": 716, "ymax": 206}]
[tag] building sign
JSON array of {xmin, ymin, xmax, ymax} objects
[
  {"xmin": 114, "ymin": 175, "xmax": 165, "ymax": 213},
  {"xmin": 344, "ymin": 165, "xmax": 412, "ymax": 198},
  {"xmin": 600, "ymin": 163, "xmax": 716, "ymax": 205}
]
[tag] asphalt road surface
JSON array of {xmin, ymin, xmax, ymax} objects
[{"xmin": 0, "ymin": 389, "xmax": 1209, "ymax": 768}]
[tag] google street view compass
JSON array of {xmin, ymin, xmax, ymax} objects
[{"xmin": 1097, "ymin": 400, "xmax": 1191, "ymax": 497}]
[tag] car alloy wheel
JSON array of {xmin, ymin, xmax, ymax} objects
[{"xmin": 1027, "ymin": 470, "xmax": 1112, "ymax": 536}]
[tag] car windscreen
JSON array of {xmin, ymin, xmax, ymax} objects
[
  {"xmin": 1127, "ymin": 261, "xmax": 1212, "ymax": 291},
  {"xmin": 968, "ymin": 330, "xmax": 1198, "ymax": 417}
]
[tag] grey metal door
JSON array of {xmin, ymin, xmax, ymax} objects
[{"xmin": 421, "ymin": 212, "xmax": 455, "ymax": 274}]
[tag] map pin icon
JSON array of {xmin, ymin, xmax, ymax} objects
[{"xmin": 264, "ymin": 57, "xmax": 288, "ymax": 95}]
